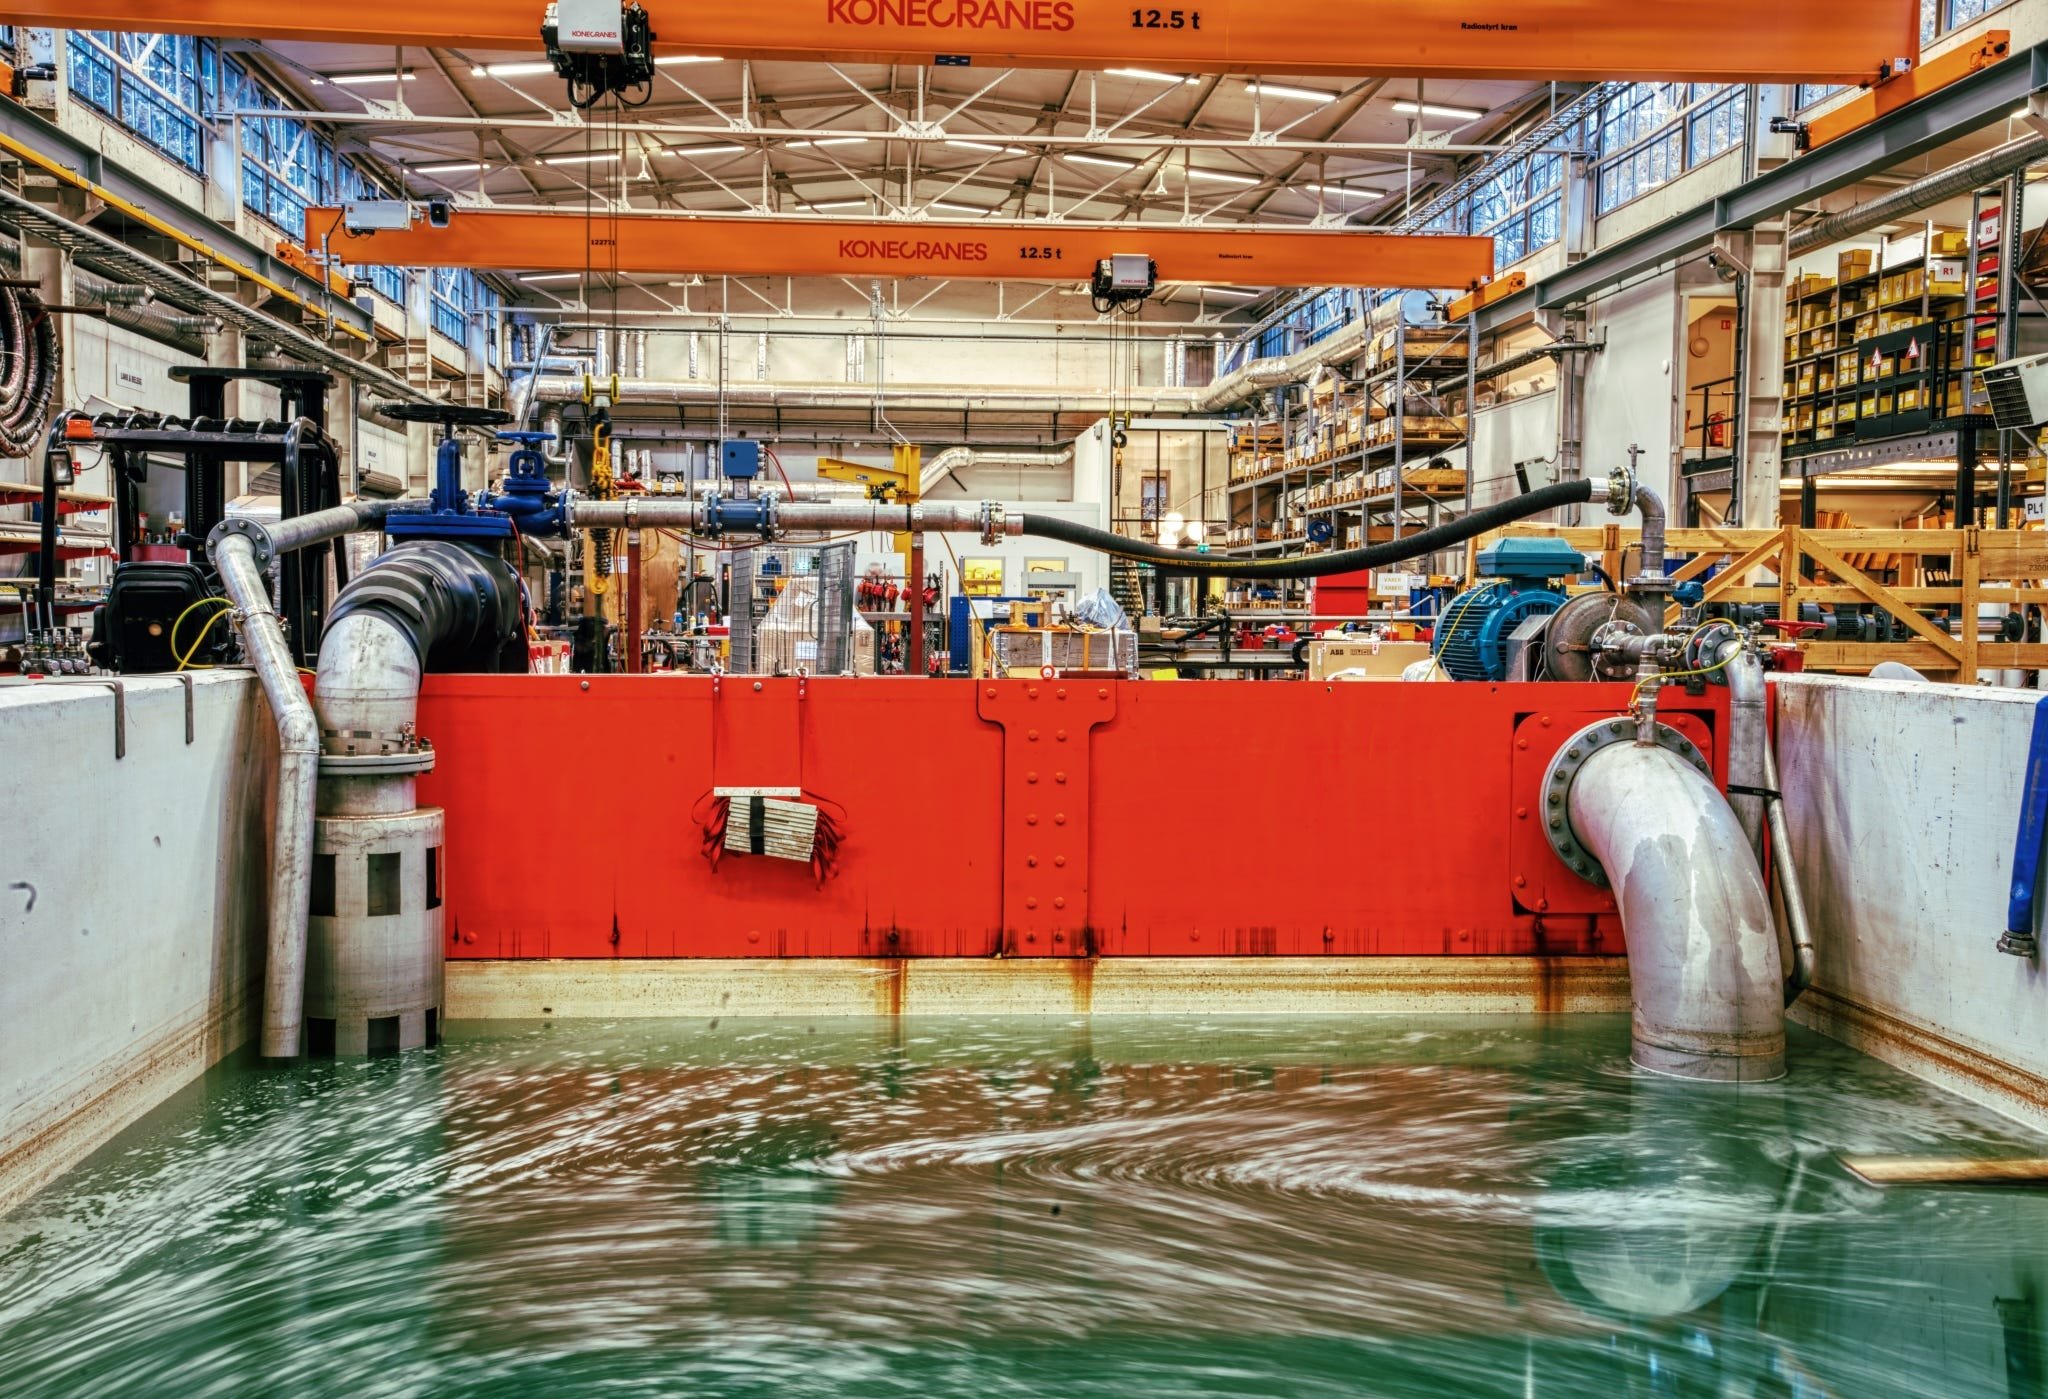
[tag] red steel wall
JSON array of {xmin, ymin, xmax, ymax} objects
[{"xmin": 417, "ymin": 676, "xmax": 1727, "ymax": 960}]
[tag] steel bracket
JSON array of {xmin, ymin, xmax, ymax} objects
[{"xmin": 978, "ymin": 679, "xmax": 1116, "ymax": 957}]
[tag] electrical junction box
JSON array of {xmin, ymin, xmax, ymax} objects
[
  {"xmin": 1097, "ymin": 255, "xmax": 1156, "ymax": 294},
  {"xmin": 548, "ymin": 0, "xmax": 628, "ymax": 53},
  {"xmin": 721, "ymin": 439, "xmax": 762, "ymax": 481},
  {"xmin": 342, "ymin": 200, "xmax": 413, "ymax": 234}
]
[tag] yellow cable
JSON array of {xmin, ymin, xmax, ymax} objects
[
  {"xmin": 169, "ymin": 596, "xmax": 233, "ymax": 671},
  {"xmin": 174, "ymin": 607, "xmax": 232, "ymax": 671},
  {"xmin": 1624, "ymin": 624, "xmax": 1737, "ymax": 712}
]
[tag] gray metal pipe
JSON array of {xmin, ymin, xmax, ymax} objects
[
  {"xmin": 208, "ymin": 499, "xmax": 398, "ymax": 1058},
  {"xmin": 1567, "ymin": 737, "xmax": 1786, "ymax": 1082},
  {"xmin": 214, "ymin": 536, "xmax": 323, "ymax": 1059},
  {"xmin": 1764, "ymin": 738, "xmax": 1817, "ymax": 1003},
  {"xmin": 920, "ymin": 445, "xmax": 1075, "ymax": 495},
  {"xmin": 1791, "ymin": 134, "xmax": 2046, "ymax": 256},
  {"xmin": 1634, "ymin": 480, "xmax": 1667, "ymax": 584},
  {"xmin": 571, "ymin": 497, "xmax": 1017, "ymax": 536},
  {"xmin": 1723, "ymin": 647, "xmax": 1768, "ymax": 857}
]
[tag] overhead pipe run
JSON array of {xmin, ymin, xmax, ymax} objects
[
  {"xmin": 920, "ymin": 445, "xmax": 1076, "ymax": 496},
  {"xmin": 75, "ymin": 269, "xmax": 223, "ymax": 352},
  {"xmin": 1790, "ymin": 134, "xmax": 2046, "ymax": 256},
  {"xmin": 528, "ymin": 374, "xmax": 1209, "ymax": 417},
  {"xmin": 571, "ymin": 476, "xmax": 1604, "ymax": 576}
]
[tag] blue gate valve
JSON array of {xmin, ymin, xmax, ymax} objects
[{"xmin": 481, "ymin": 430, "xmax": 570, "ymax": 538}]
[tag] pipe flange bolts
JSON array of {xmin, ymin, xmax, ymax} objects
[
  {"xmin": 980, "ymin": 501, "xmax": 1008, "ymax": 546},
  {"xmin": 1604, "ymin": 463, "xmax": 1638, "ymax": 517},
  {"xmin": 206, "ymin": 515, "xmax": 277, "ymax": 569},
  {"xmin": 1539, "ymin": 718, "xmax": 1711, "ymax": 887},
  {"xmin": 317, "ymin": 749, "xmax": 437, "ymax": 777}
]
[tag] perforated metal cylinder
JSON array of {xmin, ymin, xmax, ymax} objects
[{"xmin": 304, "ymin": 806, "xmax": 445, "ymax": 1056}]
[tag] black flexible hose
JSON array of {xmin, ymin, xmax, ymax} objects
[
  {"xmin": 1018, "ymin": 478, "xmax": 1598, "ymax": 579},
  {"xmin": 0, "ymin": 285, "xmax": 58, "ymax": 460},
  {"xmin": 327, "ymin": 541, "xmax": 528, "ymax": 673}
]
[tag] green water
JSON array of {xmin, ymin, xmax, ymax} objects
[{"xmin": 3, "ymin": 1016, "xmax": 2047, "ymax": 1398}]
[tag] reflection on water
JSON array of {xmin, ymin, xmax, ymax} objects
[{"xmin": 3, "ymin": 1016, "xmax": 2046, "ymax": 1398}]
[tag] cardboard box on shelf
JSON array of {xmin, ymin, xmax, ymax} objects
[
  {"xmin": 1838, "ymin": 249, "xmax": 1875, "ymax": 281},
  {"xmin": 1309, "ymin": 639, "xmax": 1435, "ymax": 682}
]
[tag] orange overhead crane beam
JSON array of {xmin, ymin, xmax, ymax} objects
[
  {"xmin": 303, "ymin": 208, "xmax": 1494, "ymax": 289},
  {"xmin": 1802, "ymin": 31, "xmax": 2012, "ymax": 151},
  {"xmin": 25, "ymin": 0, "xmax": 1919, "ymax": 84}
]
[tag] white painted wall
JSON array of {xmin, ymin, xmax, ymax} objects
[
  {"xmin": 1776, "ymin": 674, "xmax": 2048, "ymax": 1132},
  {"xmin": 1468, "ymin": 392, "xmax": 1560, "ymax": 509},
  {"xmin": 1582, "ymin": 272, "xmax": 1681, "ymax": 499},
  {"xmin": 0, "ymin": 672, "xmax": 273, "ymax": 1214}
]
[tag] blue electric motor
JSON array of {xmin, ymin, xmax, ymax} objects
[{"xmin": 1430, "ymin": 536, "xmax": 1587, "ymax": 681}]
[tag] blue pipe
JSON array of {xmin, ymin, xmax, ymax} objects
[{"xmin": 2001, "ymin": 695, "xmax": 2048, "ymax": 958}]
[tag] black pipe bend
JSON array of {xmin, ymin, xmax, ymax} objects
[
  {"xmin": 326, "ymin": 540, "xmax": 528, "ymax": 673},
  {"xmin": 1018, "ymin": 478, "xmax": 1597, "ymax": 579}
]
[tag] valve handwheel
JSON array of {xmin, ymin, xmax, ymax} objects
[
  {"xmin": 376, "ymin": 402, "xmax": 513, "ymax": 432},
  {"xmin": 1759, "ymin": 618, "xmax": 1825, "ymax": 636}
]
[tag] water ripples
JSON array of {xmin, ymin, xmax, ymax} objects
[{"xmin": 2, "ymin": 1015, "xmax": 2045, "ymax": 1398}]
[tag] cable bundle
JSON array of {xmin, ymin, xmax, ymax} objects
[
  {"xmin": 0, "ymin": 283, "xmax": 59, "ymax": 459},
  {"xmin": 692, "ymin": 789, "xmax": 849, "ymax": 887}
]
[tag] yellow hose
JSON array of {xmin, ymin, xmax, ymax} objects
[{"xmin": 170, "ymin": 596, "xmax": 233, "ymax": 671}]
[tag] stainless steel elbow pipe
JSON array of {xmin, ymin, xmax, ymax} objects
[{"xmin": 1547, "ymin": 721, "xmax": 1786, "ymax": 1082}]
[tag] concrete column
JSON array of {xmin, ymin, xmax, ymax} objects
[
  {"xmin": 1731, "ymin": 87, "xmax": 1798, "ymax": 529},
  {"xmin": 207, "ymin": 325, "xmax": 249, "ymax": 498}
]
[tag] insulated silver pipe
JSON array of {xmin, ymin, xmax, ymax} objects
[
  {"xmin": 265, "ymin": 501, "xmax": 392, "ymax": 558},
  {"xmin": 1635, "ymin": 480, "xmax": 1667, "ymax": 584},
  {"xmin": 214, "ymin": 536, "xmax": 323, "ymax": 1059},
  {"xmin": 571, "ymin": 498, "xmax": 1019, "ymax": 535},
  {"xmin": 1723, "ymin": 647, "xmax": 1768, "ymax": 856},
  {"xmin": 1764, "ymin": 739, "xmax": 1817, "ymax": 1003},
  {"xmin": 208, "ymin": 500, "xmax": 398, "ymax": 1058},
  {"xmin": 1790, "ymin": 134, "xmax": 2046, "ymax": 256},
  {"xmin": 1567, "ymin": 737, "xmax": 1786, "ymax": 1081}
]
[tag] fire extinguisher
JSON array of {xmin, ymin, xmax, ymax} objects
[{"xmin": 1708, "ymin": 411, "xmax": 1729, "ymax": 448}]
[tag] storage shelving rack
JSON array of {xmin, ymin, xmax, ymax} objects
[
  {"xmin": 1220, "ymin": 314, "xmax": 1475, "ymax": 610},
  {"xmin": 1775, "ymin": 178, "xmax": 2045, "ymax": 531}
]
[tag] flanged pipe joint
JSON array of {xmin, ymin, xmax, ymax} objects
[
  {"xmin": 303, "ymin": 540, "xmax": 527, "ymax": 1056},
  {"xmin": 1543, "ymin": 718, "xmax": 1786, "ymax": 1083}
]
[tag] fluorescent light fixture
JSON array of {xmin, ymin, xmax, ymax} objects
[
  {"xmin": 1200, "ymin": 286, "xmax": 1261, "ymax": 298},
  {"xmin": 1391, "ymin": 99, "xmax": 1486, "ymax": 121},
  {"xmin": 1107, "ymin": 68, "xmax": 1198, "ymax": 85},
  {"xmin": 1064, "ymin": 153, "xmax": 1137, "ymax": 170},
  {"xmin": 807, "ymin": 200, "xmax": 869, "ymax": 211},
  {"xmin": 666, "ymin": 143, "xmax": 746, "ymax": 159},
  {"xmin": 930, "ymin": 201, "xmax": 993, "ymax": 216},
  {"xmin": 1186, "ymin": 167, "xmax": 1259, "ymax": 186},
  {"xmin": 471, "ymin": 60, "xmax": 556, "ymax": 79},
  {"xmin": 317, "ymin": 70, "xmax": 415, "ymax": 86},
  {"xmin": 414, "ymin": 161, "xmax": 490, "ymax": 175},
  {"xmin": 542, "ymin": 151, "xmax": 620, "ymax": 166},
  {"xmin": 944, "ymin": 138, "xmax": 1028, "ymax": 156},
  {"xmin": 1302, "ymin": 181, "xmax": 1389, "ymax": 197},
  {"xmin": 789, "ymin": 136, "xmax": 872, "ymax": 149},
  {"xmin": 519, "ymin": 272, "xmax": 582, "ymax": 284},
  {"xmin": 654, "ymin": 55, "xmax": 724, "ymax": 66},
  {"xmin": 1244, "ymin": 81, "xmax": 1336, "ymax": 104}
]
